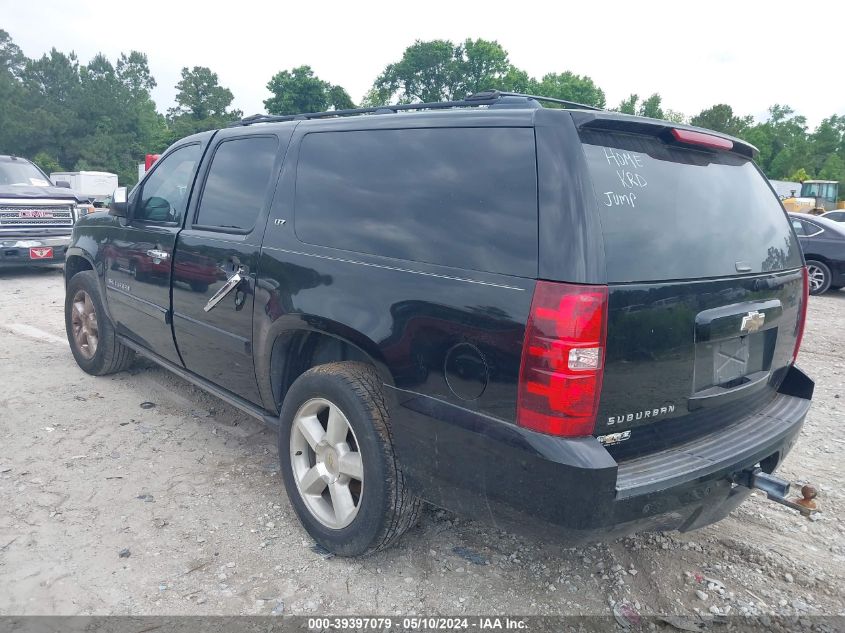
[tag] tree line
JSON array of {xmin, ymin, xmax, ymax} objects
[{"xmin": 1, "ymin": 30, "xmax": 843, "ymax": 191}]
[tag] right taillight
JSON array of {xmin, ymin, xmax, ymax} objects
[
  {"xmin": 792, "ymin": 266, "xmax": 809, "ymax": 363},
  {"xmin": 517, "ymin": 281, "xmax": 608, "ymax": 437}
]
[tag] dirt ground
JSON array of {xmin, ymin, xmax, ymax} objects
[{"xmin": 0, "ymin": 266, "xmax": 843, "ymax": 621}]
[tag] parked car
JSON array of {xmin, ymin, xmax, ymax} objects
[
  {"xmin": 63, "ymin": 91, "xmax": 814, "ymax": 556},
  {"xmin": 789, "ymin": 213, "xmax": 845, "ymax": 294},
  {"xmin": 820, "ymin": 210, "xmax": 845, "ymax": 223},
  {"xmin": 0, "ymin": 155, "xmax": 94, "ymax": 268}
]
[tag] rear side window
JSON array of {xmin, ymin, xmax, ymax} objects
[
  {"xmin": 294, "ymin": 127, "xmax": 537, "ymax": 276},
  {"xmin": 580, "ymin": 130, "xmax": 802, "ymax": 282},
  {"xmin": 800, "ymin": 220, "xmax": 824, "ymax": 236},
  {"xmin": 195, "ymin": 136, "xmax": 279, "ymax": 231}
]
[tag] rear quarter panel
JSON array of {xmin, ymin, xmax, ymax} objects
[{"xmin": 252, "ymin": 117, "xmax": 537, "ymax": 423}]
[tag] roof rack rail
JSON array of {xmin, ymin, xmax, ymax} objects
[
  {"xmin": 494, "ymin": 91, "xmax": 604, "ymax": 111},
  {"xmin": 231, "ymin": 89, "xmax": 603, "ymax": 127}
]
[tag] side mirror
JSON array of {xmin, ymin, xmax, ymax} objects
[
  {"xmin": 109, "ymin": 186, "xmax": 129, "ymax": 218},
  {"xmin": 55, "ymin": 180, "xmax": 71, "ymax": 189}
]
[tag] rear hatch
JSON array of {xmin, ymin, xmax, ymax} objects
[{"xmin": 576, "ymin": 122, "xmax": 805, "ymax": 460}]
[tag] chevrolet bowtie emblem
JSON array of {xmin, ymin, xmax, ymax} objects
[{"xmin": 740, "ymin": 311, "xmax": 765, "ymax": 334}]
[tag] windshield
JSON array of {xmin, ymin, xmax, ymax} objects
[
  {"xmin": 801, "ymin": 182, "xmax": 837, "ymax": 202},
  {"xmin": 580, "ymin": 129, "xmax": 803, "ymax": 282},
  {"xmin": 0, "ymin": 159, "xmax": 51, "ymax": 187}
]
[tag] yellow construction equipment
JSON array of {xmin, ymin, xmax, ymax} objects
[{"xmin": 782, "ymin": 180, "xmax": 842, "ymax": 215}]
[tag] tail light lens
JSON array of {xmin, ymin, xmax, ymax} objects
[
  {"xmin": 792, "ymin": 266, "xmax": 809, "ymax": 363},
  {"xmin": 517, "ymin": 281, "xmax": 608, "ymax": 437}
]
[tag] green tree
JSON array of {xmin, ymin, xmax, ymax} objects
[
  {"xmin": 32, "ymin": 150, "xmax": 61, "ymax": 174},
  {"xmin": 639, "ymin": 93, "xmax": 664, "ymax": 119},
  {"xmin": 0, "ymin": 28, "xmax": 25, "ymax": 77},
  {"xmin": 165, "ymin": 66, "xmax": 241, "ymax": 144},
  {"xmin": 368, "ymin": 38, "xmax": 528, "ymax": 105},
  {"xmin": 451, "ymin": 38, "xmax": 514, "ymax": 97},
  {"xmin": 0, "ymin": 30, "xmax": 28, "ymax": 153},
  {"xmin": 744, "ymin": 105, "xmax": 811, "ymax": 179},
  {"xmin": 168, "ymin": 66, "xmax": 240, "ymax": 120},
  {"xmin": 690, "ymin": 104, "xmax": 753, "ymax": 137},
  {"xmin": 616, "ymin": 93, "xmax": 665, "ymax": 119},
  {"xmin": 534, "ymin": 71, "xmax": 605, "ymax": 108},
  {"xmin": 818, "ymin": 154, "xmax": 844, "ymax": 183},
  {"xmin": 807, "ymin": 115, "xmax": 844, "ymax": 176},
  {"xmin": 116, "ymin": 51, "xmax": 156, "ymax": 98},
  {"xmin": 663, "ymin": 109, "xmax": 687, "ymax": 124},
  {"xmin": 264, "ymin": 65, "xmax": 353, "ymax": 115},
  {"xmin": 0, "ymin": 30, "xmax": 167, "ymax": 187},
  {"xmin": 788, "ymin": 167, "xmax": 812, "ymax": 182},
  {"xmin": 618, "ymin": 93, "xmax": 638, "ymax": 115}
]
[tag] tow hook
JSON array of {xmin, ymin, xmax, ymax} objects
[{"xmin": 734, "ymin": 468, "xmax": 819, "ymax": 518}]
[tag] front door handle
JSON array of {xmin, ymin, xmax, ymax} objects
[
  {"xmin": 146, "ymin": 249, "xmax": 170, "ymax": 261},
  {"xmin": 204, "ymin": 266, "xmax": 247, "ymax": 312}
]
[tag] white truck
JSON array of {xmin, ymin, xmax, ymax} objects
[{"xmin": 49, "ymin": 171, "xmax": 118, "ymax": 201}]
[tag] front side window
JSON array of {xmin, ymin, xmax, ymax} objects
[
  {"xmin": 136, "ymin": 144, "xmax": 202, "ymax": 223},
  {"xmin": 195, "ymin": 136, "xmax": 279, "ymax": 231}
]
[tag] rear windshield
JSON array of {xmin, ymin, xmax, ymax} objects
[{"xmin": 580, "ymin": 130, "xmax": 802, "ymax": 283}]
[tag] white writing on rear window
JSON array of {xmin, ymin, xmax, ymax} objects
[{"xmin": 601, "ymin": 147, "xmax": 647, "ymax": 208}]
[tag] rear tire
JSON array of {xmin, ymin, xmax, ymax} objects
[
  {"xmin": 806, "ymin": 260, "xmax": 832, "ymax": 295},
  {"xmin": 278, "ymin": 362, "xmax": 421, "ymax": 556},
  {"xmin": 65, "ymin": 271, "xmax": 135, "ymax": 375}
]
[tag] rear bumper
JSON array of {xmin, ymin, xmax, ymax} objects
[
  {"xmin": 389, "ymin": 365, "xmax": 813, "ymax": 542},
  {"xmin": 0, "ymin": 235, "xmax": 71, "ymax": 267}
]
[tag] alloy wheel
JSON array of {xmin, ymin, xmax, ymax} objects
[
  {"xmin": 70, "ymin": 290, "xmax": 99, "ymax": 359},
  {"xmin": 290, "ymin": 398, "xmax": 364, "ymax": 529},
  {"xmin": 807, "ymin": 264, "xmax": 826, "ymax": 293}
]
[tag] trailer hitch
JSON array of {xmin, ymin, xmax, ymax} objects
[{"xmin": 734, "ymin": 468, "xmax": 819, "ymax": 518}]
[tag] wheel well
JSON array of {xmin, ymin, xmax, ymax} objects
[
  {"xmin": 270, "ymin": 330, "xmax": 372, "ymax": 410},
  {"xmin": 804, "ymin": 255, "xmax": 828, "ymax": 265},
  {"xmin": 65, "ymin": 255, "xmax": 93, "ymax": 285}
]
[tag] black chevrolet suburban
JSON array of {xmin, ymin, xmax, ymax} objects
[
  {"xmin": 63, "ymin": 91, "xmax": 814, "ymax": 556},
  {"xmin": 1, "ymin": 154, "xmax": 94, "ymax": 267}
]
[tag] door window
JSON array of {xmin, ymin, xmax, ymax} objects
[
  {"xmin": 195, "ymin": 136, "xmax": 279, "ymax": 231},
  {"xmin": 136, "ymin": 144, "xmax": 202, "ymax": 223},
  {"xmin": 791, "ymin": 219, "xmax": 806, "ymax": 236},
  {"xmin": 294, "ymin": 128, "xmax": 537, "ymax": 276},
  {"xmin": 801, "ymin": 220, "xmax": 824, "ymax": 237}
]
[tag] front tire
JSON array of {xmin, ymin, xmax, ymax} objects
[
  {"xmin": 806, "ymin": 260, "xmax": 832, "ymax": 295},
  {"xmin": 65, "ymin": 271, "xmax": 135, "ymax": 375},
  {"xmin": 278, "ymin": 362, "xmax": 420, "ymax": 556}
]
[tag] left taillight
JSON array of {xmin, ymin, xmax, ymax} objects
[
  {"xmin": 517, "ymin": 281, "xmax": 608, "ymax": 437},
  {"xmin": 792, "ymin": 266, "xmax": 809, "ymax": 364}
]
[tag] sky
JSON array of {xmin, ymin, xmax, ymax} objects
[{"xmin": 3, "ymin": 0, "xmax": 844, "ymax": 128}]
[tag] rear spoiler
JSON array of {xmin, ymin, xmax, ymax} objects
[{"xmin": 570, "ymin": 111, "xmax": 758, "ymax": 160}]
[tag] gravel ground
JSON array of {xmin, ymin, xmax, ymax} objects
[{"xmin": 0, "ymin": 266, "xmax": 843, "ymax": 621}]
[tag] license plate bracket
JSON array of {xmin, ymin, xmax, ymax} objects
[
  {"xmin": 713, "ymin": 336, "xmax": 749, "ymax": 385},
  {"xmin": 29, "ymin": 246, "xmax": 54, "ymax": 260}
]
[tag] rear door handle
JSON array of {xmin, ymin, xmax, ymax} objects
[
  {"xmin": 204, "ymin": 266, "xmax": 246, "ymax": 312},
  {"xmin": 146, "ymin": 249, "xmax": 169, "ymax": 261}
]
